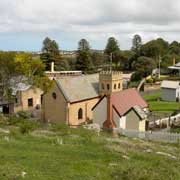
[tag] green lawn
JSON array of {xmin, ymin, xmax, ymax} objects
[
  {"xmin": 143, "ymin": 91, "xmax": 180, "ymax": 114},
  {"xmin": 0, "ymin": 120, "xmax": 180, "ymax": 180}
]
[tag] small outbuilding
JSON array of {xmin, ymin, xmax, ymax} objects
[
  {"xmin": 92, "ymin": 89, "xmax": 148, "ymax": 131},
  {"xmin": 161, "ymin": 80, "xmax": 180, "ymax": 102}
]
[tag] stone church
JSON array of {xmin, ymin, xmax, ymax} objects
[{"xmin": 42, "ymin": 71, "xmax": 123, "ymax": 126}]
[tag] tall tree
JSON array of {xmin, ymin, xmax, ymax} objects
[
  {"xmin": 132, "ymin": 34, "xmax": 142, "ymax": 52},
  {"xmin": 104, "ymin": 37, "xmax": 120, "ymax": 55},
  {"xmin": 76, "ymin": 39, "xmax": 92, "ymax": 72},
  {"xmin": 78, "ymin": 39, "xmax": 90, "ymax": 51},
  {"xmin": 40, "ymin": 37, "xmax": 61, "ymax": 70}
]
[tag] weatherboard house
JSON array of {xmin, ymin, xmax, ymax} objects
[{"xmin": 43, "ymin": 71, "xmax": 148, "ymax": 130}]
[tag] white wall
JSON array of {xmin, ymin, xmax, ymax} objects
[{"xmin": 93, "ymin": 97, "xmax": 107, "ymax": 127}]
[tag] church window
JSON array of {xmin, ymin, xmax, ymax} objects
[
  {"xmin": 78, "ymin": 108, "xmax": 83, "ymax": 120},
  {"xmin": 107, "ymin": 84, "xmax": 110, "ymax": 90},
  {"xmin": 118, "ymin": 83, "xmax": 121, "ymax": 89},
  {"xmin": 114, "ymin": 84, "xmax": 116, "ymax": 90},
  {"xmin": 52, "ymin": 92, "xmax": 57, "ymax": 99}
]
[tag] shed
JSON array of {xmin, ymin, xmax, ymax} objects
[{"xmin": 161, "ymin": 80, "xmax": 180, "ymax": 102}]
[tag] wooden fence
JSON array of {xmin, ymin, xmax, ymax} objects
[{"xmin": 114, "ymin": 128, "xmax": 180, "ymax": 143}]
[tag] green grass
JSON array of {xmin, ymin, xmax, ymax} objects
[
  {"xmin": 143, "ymin": 91, "xmax": 180, "ymax": 114},
  {"xmin": 0, "ymin": 119, "xmax": 180, "ymax": 180}
]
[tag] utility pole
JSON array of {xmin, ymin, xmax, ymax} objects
[{"xmin": 158, "ymin": 55, "xmax": 161, "ymax": 79}]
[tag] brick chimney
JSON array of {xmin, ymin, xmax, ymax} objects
[{"xmin": 103, "ymin": 95, "xmax": 116, "ymax": 129}]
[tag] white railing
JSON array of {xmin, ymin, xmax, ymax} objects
[{"xmin": 114, "ymin": 128, "xmax": 180, "ymax": 143}]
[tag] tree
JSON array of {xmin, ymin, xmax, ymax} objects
[
  {"xmin": 104, "ymin": 37, "xmax": 120, "ymax": 55},
  {"xmin": 132, "ymin": 34, "xmax": 142, "ymax": 52},
  {"xmin": 76, "ymin": 50, "xmax": 92, "ymax": 72},
  {"xmin": 140, "ymin": 38, "xmax": 169, "ymax": 63},
  {"xmin": 56, "ymin": 59, "xmax": 70, "ymax": 71},
  {"xmin": 0, "ymin": 52, "xmax": 51, "ymax": 101},
  {"xmin": 90, "ymin": 52, "xmax": 106, "ymax": 68},
  {"xmin": 40, "ymin": 37, "xmax": 61, "ymax": 70},
  {"xmin": 133, "ymin": 56, "xmax": 156, "ymax": 77},
  {"xmin": 78, "ymin": 39, "xmax": 90, "ymax": 51},
  {"xmin": 76, "ymin": 39, "xmax": 92, "ymax": 72}
]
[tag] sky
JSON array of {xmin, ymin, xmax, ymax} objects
[{"xmin": 0, "ymin": 0, "xmax": 180, "ymax": 51}]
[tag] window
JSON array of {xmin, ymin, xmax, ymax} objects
[
  {"xmin": 118, "ymin": 83, "xmax": 121, "ymax": 89},
  {"xmin": 28, "ymin": 98, "xmax": 33, "ymax": 107},
  {"xmin": 52, "ymin": 92, "xmax": 57, "ymax": 99},
  {"xmin": 101, "ymin": 83, "xmax": 104, "ymax": 90},
  {"xmin": 107, "ymin": 84, "xmax": 110, "ymax": 90},
  {"xmin": 78, "ymin": 108, "xmax": 83, "ymax": 120},
  {"xmin": 114, "ymin": 84, "xmax": 116, "ymax": 90},
  {"xmin": 15, "ymin": 98, "xmax": 18, "ymax": 104}
]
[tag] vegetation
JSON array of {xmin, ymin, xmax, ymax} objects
[
  {"xmin": 40, "ymin": 37, "xmax": 62, "ymax": 71},
  {"xmin": 143, "ymin": 91, "xmax": 180, "ymax": 114},
  {"xmin": 0, "ymin": 51, "xmax": 51, "ymax": 101},
  {"xmin": 0, "ymin": 115, "xmax": 179, "ymax": 180}
]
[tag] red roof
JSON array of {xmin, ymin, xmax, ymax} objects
[{"xmin": 111, "ymin": 89, "xmax": 148, "ymax": 116}]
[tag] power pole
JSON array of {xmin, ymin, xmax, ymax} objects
[{"xmin": 158, "ymin": 55, "xmax": 161, "ymax": 79}]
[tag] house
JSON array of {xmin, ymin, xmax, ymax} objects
[
  {"xmin": 161, "ymin": 80, "xmax": 180, "ymax": 102},
  {"xmin": 0, "ymin": 83, "xmax": 43, "ymax": 115},
  {"xmin": 92, "ymin": 89, "xmax": 148, "ymax": 131},
  {"xmin": 42, "ymin": 71, "xmax": 124, "ymax": 126}
]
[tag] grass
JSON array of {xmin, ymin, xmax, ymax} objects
[
  {"xmin": 143, "ymin": 91, "xmax": 180, "ymax": 114},
  {"xmin": 0, "ymin": 117, "xmax": 180, "ymax": 180}
]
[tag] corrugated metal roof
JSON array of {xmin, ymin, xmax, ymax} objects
[
  {"xmin": 161, "ymin": 80, "xmax": 180, "ymax": 89},
  {"xmin": 112, "ymin": 89, "xmax": 148, "ymax": 116},
  {"xmin": 12, "ymin": 83, "xmax": 31, "ymax": 95},
  {"xmin": 55, "ymin": 74, "xmax": 99, "ymax": 103},
  {"xmin": 132, "ymin": 105, "xmax": 147, "ymax": 119}
]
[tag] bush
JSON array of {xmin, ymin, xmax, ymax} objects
[
  {"xmin": 146, "ymin": 78, "xmax": 153, "ymax": 84},
  {"xmin": 131, "ymin": 72, "xmax": 142, "ymax": 82},
  {"xmin": 17, "ymin": 111, "xmax": 31, "ymax": 119}
]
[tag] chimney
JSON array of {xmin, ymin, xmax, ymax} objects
[
  {"xmin": 173, "ymin": 57, "xmax": 176, "ymax": 66},
  {"xmin": 103, "ymin": 95, "xmax": 116, "ymax": 129},
  {"xmin": 51, "ymin": 62, "xmax": 55, "ymax": 72}
]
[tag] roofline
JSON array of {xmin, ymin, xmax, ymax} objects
[
  {"xmin": 71, "ymin": 96, "xmax": 101, "ymax": 104},
  {"xmin": 123, "ymin": 107, "xmax": 144, "ymax": 120},
  {"xmin": 92, "ymin": 95, "xmax": 106, "ymax": 110},
  {"xmin": 112, "ymin": 105, "xmax": 121, "ymax": 117},
  {"xmin": 54, "ymin": 79, "xmax": 70, "ymax": 103}
]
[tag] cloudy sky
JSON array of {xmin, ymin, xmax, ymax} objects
[{"xmin": 0, "ymin": 0, "xmax": 180, "ymax": 51}]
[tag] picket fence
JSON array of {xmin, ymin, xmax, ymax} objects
[{"xmin": 113, "ymin": 128, "xmax": 180, "ymax": 143}]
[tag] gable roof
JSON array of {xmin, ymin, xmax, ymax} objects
[
  {"xmin": 55, "ymin": 74, "xmax": 99, "ymax": 103},
  {"xmin": 92, "ymin": 88, "xmax": 148, "ymax": 117},
  {"xmin": 161, "ymin": 80, "xmax": 180, "ymax": 89},
  {"xmin": 111, "ymin": 89, "xmax": 148, "ymax": 116}
]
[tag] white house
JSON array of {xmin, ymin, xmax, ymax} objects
[{"xmin": 161, "ymin": 80, "xmax": 180, "ymax": 102}]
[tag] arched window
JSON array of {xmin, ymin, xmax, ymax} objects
[
  {"xmin": 101, "ymin": 83, "xmax": 104, "ymax": 90},
  {"xmin": 114, "ymin": 84, "xmax": 116, "ymax": 90},
  {"xmin": 52, "ymin": 92, "xmax": 57, "ymax": 99},
  {"xmin": 118, "ymin": 83, "xmax": 121, "ymax": 89},
  {"xmin": 78, "ymin": 108, "xmax": 83, "ymax": 120},
  {"xmin": 107, "ymin": 84, "xmax": 110, "ymax": 90}
]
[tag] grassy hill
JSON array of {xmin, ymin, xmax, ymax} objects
[{"xmin": 0, "ymin": 116, "xmax": 180, "ymax": 180}]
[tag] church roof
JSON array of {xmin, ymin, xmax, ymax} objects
[{"xmin": 55, "ymin": 74, "xmax": 100, "ymax": 103}]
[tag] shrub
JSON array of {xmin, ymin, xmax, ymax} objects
[{"xmin": 17, "ymin": 111, "xmax": 31, "ymax": 119}]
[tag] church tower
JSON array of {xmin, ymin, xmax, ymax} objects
[
  {"xmin": 99, "ymin": 71, "xmax": 123, "ymax": 129},
  {"xmin": 99, "ymin": 71, "xmax": 123, "ymax": 96}
]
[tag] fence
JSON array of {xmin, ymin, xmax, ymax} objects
[{"xmin": 114, "ymin": 128, "xmax": 180, "ymax": 143}]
